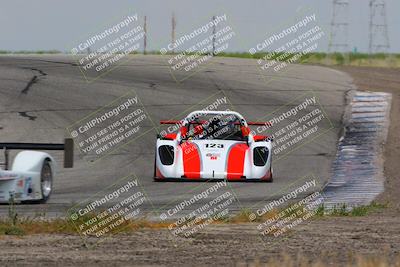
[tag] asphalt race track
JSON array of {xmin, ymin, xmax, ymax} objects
[{"xmin": 0, "ymin": 55, "xmax": 353, "ymax": 218}]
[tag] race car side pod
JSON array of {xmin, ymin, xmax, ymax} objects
[{"xmin": 0, "ymin": 138, "xmax": 74, "ymax": 170}]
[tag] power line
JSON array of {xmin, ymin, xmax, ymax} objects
[
  {"xmin": 328, "ymin": 0, "xmax": 349, "ymax": 53},
  {"xmin": 143, "ymin": 15, "xmax": 147, "ymax": 55},
  {"xmin": 369, "ymin": 0, "xmax": 390, "ymax": 54},
  {"xmin": 211, "ymin": 15, "xmax": 216, "ymax": 56},
  {"xmin": 171, "ymin": 12, "xmax": 176, "ymax": 54}
]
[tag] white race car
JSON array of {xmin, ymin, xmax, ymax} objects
[
  {"xmin": 154, "ymin": 110, "xmax": 273, "ymax": 182},
  {"xmin": 0, "ymin": 139, "xmax": 73, "ymax": 203}
]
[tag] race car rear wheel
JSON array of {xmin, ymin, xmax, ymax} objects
[
  {"xmin": 40, "ymin": 159, "xmax": 53, "ymax": 203},
  {"xmin": 153, "ymin": 149, "xmax": 158, "ymax": 181}
]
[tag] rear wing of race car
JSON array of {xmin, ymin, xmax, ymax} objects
[
  {"xmin": 160, "ymin": 120, "xmax": 183, "ymax": 125},
  {"xmin": 246, "ymin": 122, "xmax": 273, "ymax": 126},
  {"xmin": 0, "ymin": 138, "xmax": 74, "ymax": 170},
  {"xmin": 159, "ymin": 120, "xmax": 272, "ymax": 126},
  {"xmin": 159, "ymin": 120, "xmax": 272, "ymax": 140}
]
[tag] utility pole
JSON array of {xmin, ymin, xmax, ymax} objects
[
  {"xmin": 171, "ymin": 12, "xmax": 176, "ymax": 54},
  {"xmin": 211, "ymin": 15, "xmax": 216, "ymax": 56},
  {"xmin": 143, "ymin": 15, "xmax": 147, "ymax": 55},
  {"xmin": 328, "ymin": 0, "xmax": 349, "ymax": 53},
  {"xmin": 369, "ymin": 0, "xmax": 390, "ymax": 54}
]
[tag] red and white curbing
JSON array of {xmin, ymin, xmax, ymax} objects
[{"xmin": 320, "ymin": 90, "xmax": 392, "ymax": 209}]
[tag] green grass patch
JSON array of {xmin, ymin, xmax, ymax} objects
[
  {"xmin": 0, "ymin": 198, "xmax": 387, "ymax": 236},
  {"xmin": 2, "ymin": 50, "xmax": 398, "ymax": 67},
  {"xmin": 315, "ymin": 201, "xmax": 387, "ymax": 217},
  {"xmin": 144, "ymin": 51, "xmax": 400, "ymax": 68},
  {"xmin": 0, "ymin": 50, "xmax": 61, "ymax": 54},
  {"xmin": 208, "ymin": 51, "xmax": 400, "ymax": 68}
]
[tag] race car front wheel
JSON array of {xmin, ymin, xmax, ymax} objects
[
  {"xmin": 262, "ymin": 167, "xmax": 273, "ymax": 183},
  {"xmin": 40, "ymin": 159, "xmax": 53, "ymax": 203},
  {"xmin": 269, "ymin": 167, "xmax": 273, "ymax": 182}
]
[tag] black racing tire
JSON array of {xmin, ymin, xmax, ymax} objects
[
  {"xmin": 24, "ymin": 159, "xmax": 53, "ymax": 204},
  {"xmin": 153, "ymin": 148, "xmax": 159, "ymax": 182},
  {"xmin": 153, "ymin": 156, "xmax": 156, "ymax": 179},
  {"xmin": 39, "ymin": 159, "xmax": 53, "ymax": 203},
  {"xmin": 265, "ymin": 167, "xmax": 273, "ymax": 183}
]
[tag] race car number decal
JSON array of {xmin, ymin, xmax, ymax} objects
[{"xmin": 205, "ymin": 144, "xmax": 224, "ymax": 148}]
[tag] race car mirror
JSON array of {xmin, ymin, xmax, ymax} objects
[
  {"xmin": 194, "ymin": 125, "xmax": 203, "ymax": 135},
  {"xmin": 180, "ymin": 127, "xmax": 188, "ymax": 138},
  {"xmin": 241, "ymin": 126, "xmax": 250, "ymax": 137}
]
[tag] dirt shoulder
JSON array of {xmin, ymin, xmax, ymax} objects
[
  {"xmin": 0, "ymin": 66, "xmax": 399, "ymax": 267},
  {"xmin": 0, "ymin": 215, "xmax": 399, "ymax": 266}
]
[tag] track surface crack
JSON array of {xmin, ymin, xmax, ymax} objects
[{"xmin": 20, "ymin": 68, "xmax": 47, "ymax": 95}]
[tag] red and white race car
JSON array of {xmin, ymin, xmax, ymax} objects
[{"xmin": 154, "ymin": 110, "xmax": 273, "ymax": 182}]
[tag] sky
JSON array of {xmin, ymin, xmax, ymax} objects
[{"xmin": 1, "ymin": 0, "xmax": 398, "ymax": 53}]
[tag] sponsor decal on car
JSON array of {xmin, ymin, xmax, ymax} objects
[
  {"xmin": 24, "ymin": 177, "xmax": 33, "ymax": 197},
  {"xmin": 0, "ymin": 173, "xmax": 18, "ymax": 180},
  {"xmin": 206, "ymin": 153, "xmax": 221, "ymax": 160}
]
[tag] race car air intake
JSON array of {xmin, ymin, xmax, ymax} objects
[
  {"xmin": 159, "ymin": 145, "xmax": 174, "ymax": 165},
  {"xmin": 253, "ymin": 147, "xmax": 268, "ymax": 166}
]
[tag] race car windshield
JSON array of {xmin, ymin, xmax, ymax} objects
[{"xmin": 185, "ymin": 114, "xmax": 245, "ymax": 141}]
